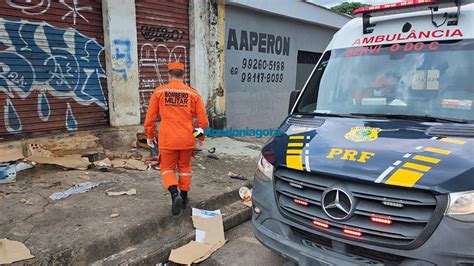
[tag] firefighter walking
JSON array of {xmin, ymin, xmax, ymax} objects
[{"xmin": 144, "ymin": 61, "xmax": 209, "ymax": 216}]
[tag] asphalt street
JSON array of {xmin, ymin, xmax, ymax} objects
[{"xmin": 200, "ymin": 221, "xmax": 296, "ymax": 266}]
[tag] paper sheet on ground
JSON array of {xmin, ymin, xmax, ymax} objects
[
  {"xmin": 49, "ymin": 182, "xmax": 99, "ymax": 200},
  {"xmin": 168, "ymin": 208, "xmax": 225, "ymax": 265},
  {"xmin": 0, "ymin": 238, "xmax": 34, "ymax": 264}
]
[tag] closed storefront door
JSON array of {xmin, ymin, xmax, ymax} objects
[
  {"xmin": 0, "ymin": 0, "xmax": 109, "ymax": 138},
  {"xmin": 136, "ymin": 0, "xmax": 190, "ymax": 121}
]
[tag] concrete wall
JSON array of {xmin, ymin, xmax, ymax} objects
[
  {"xmin": 189, "ymin": 0, "xmax": 226, "ymax": 128},
  {"xmin": 224, "ymin": 5, "xmax": 338, "ymax": 129},
  {"xmin": 102, "ymin": 0, "xmax": 141, "ymax": 127}
]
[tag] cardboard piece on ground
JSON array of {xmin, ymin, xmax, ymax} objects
[
  {"xmin": 192, "ymin": 215, "xmax": 225, "ymax": 244},
  {"xmin": 111, "ymin": 159, "xmax": 147, "ymax": 171},
  {"xmin": 0, "ymin": 148, "xmax": 24, "ymax": 162},
  {"xmin": 106, "ymin": 188, "xmax": 137, "ymax": 196},
  {"xmin": 169, "ymin": 241, "xmax": 223, "ymax": 265},
  {"xmin": 27, "ymin": 155, "xmax": 90, "ymax": 170},
  {"xmin": 168, "ymin": 208, "xmax": 226, "ymax": 265},
  {"xmin": 0, "ymin": 238, "xmax": 34, "ymax": 264}
]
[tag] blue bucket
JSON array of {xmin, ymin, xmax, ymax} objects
[{"xmin": 0, "ymin": 161, "xmax": 16, "ymax": 184}]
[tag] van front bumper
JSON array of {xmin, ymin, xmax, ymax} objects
[{"xmin": 252, "ymin": 174, "xmax": 474, "ymax": 265}]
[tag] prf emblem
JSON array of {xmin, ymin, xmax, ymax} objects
[{"xmin": 345, "ymin": 127, "xmax": 381, "ymax": 142}]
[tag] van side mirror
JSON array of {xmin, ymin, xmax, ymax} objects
[{"xmin": 288, "ymin": 90, "xmax": 301, "ymax": 114}]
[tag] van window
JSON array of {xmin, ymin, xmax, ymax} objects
[{"xmin": 296, "ymin": 40, "xmax": 474, "ymax": 122}]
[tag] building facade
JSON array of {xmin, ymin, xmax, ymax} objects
[{"xmin": 0, "ymin": 0, "xmax": 349, "ymax": 140}]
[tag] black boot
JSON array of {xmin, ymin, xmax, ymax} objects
[
  {"xmin": 180, "ymin": 190, "xmax": 188, "ymax": 209},
  {"xmin": 169, "ymin": 185, "xmax": 182, "ymax": 216}
]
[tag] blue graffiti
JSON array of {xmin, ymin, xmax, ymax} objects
[
  {"xmin": 38, "ymin": 91, "xmax": 51, "ymax": 121},
  {"xmin": 112, "ymin": 38, "xmax": 132, "ymax": 80},
  {"xmin": 4, "ymin": 98, "xmax": 21, "ymax": 132},
  {"xmin": 0, "ymin": 18, "xmax": 107, "ymax": 132},
  {"xmin": 65, "ymin": 103, "xmax": 78, "ymax": 131}
]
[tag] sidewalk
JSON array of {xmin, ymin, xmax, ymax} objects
[{"xmin": 0, "ymin": 137, "xmax": 260, "ymax": 265}]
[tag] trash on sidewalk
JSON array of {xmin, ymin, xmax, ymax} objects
[
  {"xmin": 28, "ymin": 155, "xmax": 90, "ymax": 170},
  {"xmin": 239, "ymin": 186, "xmax": 252, "ymax": 207},
  {"xmin": 20, "ymin": 198, "xmax": 33, "ymax": 206},
  {"xmin": 106, "ymin": 188, "xmax": 137, "ymax": 196},
  {"xmin": 111, "ymin": 159, "xmax": 147, "ymax": 171},
  {"xmin": 0, "ymin": 238, "xmax": 34, "ymax": 264},
  {"xmin": 93, "ymin": 158, "xmax": 112, "ymax": 172},
  {"xmin": 228, "ymin": 171, "xmax": 248, "ymax": 181},
  {"xmin": 0, "ymin": 147, "xmax": 24, "ymax": 162},
  {"xmin": 16, "ymin": 162, "xmax": 35, "ymax": 172},
  {"xmin": 168, "ymin": 208, "xmax": 225, "ymax": 265},
  {"xmin": 207, "ymin": 154, "xmax": 219, "ymax": 160},
  {"xmin": 0, "ymin": 161, "xmax": 16, "ymax": 184},
  {"xmin": 110, "ymin": 213, "xmax": 120, "ymax": 218},
  {"xmin": 49, "ymin": 182, "xmax": 99, "ymax": 200}
]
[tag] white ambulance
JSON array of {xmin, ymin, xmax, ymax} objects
[{"xmin": 252, "ymin": 0, "xmax": 474, "ymax": 264}]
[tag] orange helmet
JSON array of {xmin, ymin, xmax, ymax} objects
[{"xmin": 168, "ymin": 61, "xmax": 184, "ymax": 72}]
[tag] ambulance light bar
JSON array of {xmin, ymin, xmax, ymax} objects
[
  {"xmin": 353, "ymin": 0, "xmax": 458, "ymax": 15},
  {"xmin": 355, "ymin": 0, "xmax": 461, "ymax": 34}
]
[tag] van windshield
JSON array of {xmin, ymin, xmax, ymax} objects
[{"xmin": 296, "ymin": 40, "xmax": 474, "ymax": 122}]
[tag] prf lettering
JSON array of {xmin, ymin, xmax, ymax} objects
[{"xmin": 326, "ymin": 148, "xmax": 375, "ymax": 163}]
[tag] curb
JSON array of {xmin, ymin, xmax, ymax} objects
[{"xmin": 89, "ymin": 183, "xmax": 253, "ymax": 265}]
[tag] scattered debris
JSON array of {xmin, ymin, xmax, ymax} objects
[
  {"xmin": 111, "ymin": 159, "xmax": 147, "ymax": 171},
  {"xmin": 93, "ymin": 158, "xmax": 112, "ymax": 172},
  {"xmin": 0, "ymin": 191, "xmax": 5, "ymax": 200},
  {"xmin": 239, "ymin": 187, "xmax": 252, "ymax": 207},
  {"xmin": 20, "ymin": 198, "xmax": 33, "ymax": 206},
  {"xmin": 136, "ymin": 132, "xmax": 149, "ymax": 149},
  {"xmin": 28, "ymin": 155, "xmax": 90, "ymax": 170},
  {"xmin": 0, "ymin": 147, "xmax": 24, "ymax": 162},
  {"xmin": 79, "ymin": 175, "xmax": 91, "ymax": 181},
  {"xmin": 82, "ymin": 151, "xmax": 105, "ymax": 163},
  {"xmin": 110, "ymin": 213, "xmax": 120, "ymax": 218},
  {"xmin": 208, "ymin": 147, "xmax": 216, "ymax": 154},
  {"xmin": 197, "ymin": 163, "xmax": 206, "ymax": 170},
  {"xmin": 207, "ymin": 154, "xmax": 219, "ymax": 160},
  {"xmin": 0, "ymin": 238, "xmax": 34, "ymax": 264},
  {"xmin": 0, "ymin": 161, "xmax": 16, "ymax": 184},
  {"xmin": 169, "ymin": 208, "xmax": 225, "ymax": 265},
  {"xmin": 144, "ymin": 157, "xmax": 159, "ymax": 171},
  {"xmin": 228, "ymin": 171, "xmax": 248, "ymax": 181},
  {"xmin": 49, "ymin": 182, "xmax": 99, "ymax": 200},
  {"xmin": 16, "ymin": 162, "xmax": 34, "ymax": 172},
  {"xmin": 106, "ymin": 188, "xmax": 137, "ymax": 196}
]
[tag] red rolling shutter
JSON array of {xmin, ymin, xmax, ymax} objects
[
  {"xmin": 135, "ymin": 0, "xmax": 190, "ymax": 122},
  {"xmin": 0, "ymin": 0, "xmax": 109, "ymax": 138}
]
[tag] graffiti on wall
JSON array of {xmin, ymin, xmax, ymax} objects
[
  {"xmin": 140, "ymin": 25, "xmax": 185, "ymax": 43},
  {"xmin": 0, "ymin": 18, "xmax": 107, "ymax": 133},
  {"xmin": 139, "ymin": 43, "xmax": 187, "ymax": 113},
  {"xmin": 112, "ymin": 38, "xmax": 133, "ymax": 80},
  {"xmin": 6, "ymin": 0, "xmax": 93, "ymax": 25}
]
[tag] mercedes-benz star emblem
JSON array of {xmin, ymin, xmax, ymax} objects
[{"xmin": 322, "ymin": 188, "xmax": 354, "ymax": 221}]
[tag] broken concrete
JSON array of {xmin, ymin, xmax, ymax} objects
[{"xmin": 0, "ymin": 137, "xmax": 260, "ymax": 265}]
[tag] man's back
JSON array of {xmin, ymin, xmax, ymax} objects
[{"xmin": 144, "ymin": 80, "xmax": 208, "ymax": 150}]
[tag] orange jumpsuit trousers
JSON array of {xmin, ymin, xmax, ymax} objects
[{"xmin": 144, "ymin": 79, "xmax": 209, "ymax": 191}]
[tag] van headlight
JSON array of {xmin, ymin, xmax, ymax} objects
[
  {"xmin": 257, "ymin": 154, "xmax": 274, "ymax": 181},
  {"xmin": 446, "ymin": 191, "xmax": 474, "ymax": 222}
]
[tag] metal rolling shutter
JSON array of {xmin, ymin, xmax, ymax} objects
[
  {"xmin": 136, "ymin": 0, "xmax": 190, "ymax": 122},
  {"xmin": 0, "ymin": 0, "xmax": 109, "ymax": 138}
]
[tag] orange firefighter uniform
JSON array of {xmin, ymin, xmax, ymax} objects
[{"xmin": 144, "ymin": 62, "xmax": 208, "ymax": 191}]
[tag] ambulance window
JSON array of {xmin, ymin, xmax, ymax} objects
[{"xmin": 295, "ymin": 40, "xmax": 474, "ymax": 122}]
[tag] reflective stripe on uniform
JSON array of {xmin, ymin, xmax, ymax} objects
[
  {"xmin": 178, "ymin": 173, "xmax": 192, "ymax": 176},
  {"xmin": 162, "ymin": 170, "xmax": 175, "ymax": 176}
]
